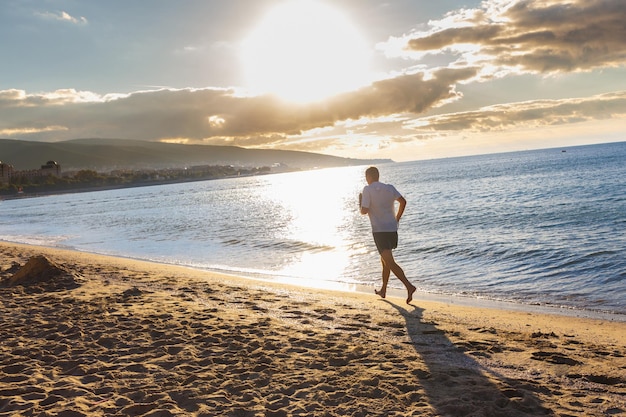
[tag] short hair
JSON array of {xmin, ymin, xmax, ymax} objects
[{"xmin": 365, "ymin": 166, "xmax": 379, "ymax": 181}]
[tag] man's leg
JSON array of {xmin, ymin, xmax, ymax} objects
[
  {"xmin": 375, "ymin": 256, "xmax": 390, "ymax": 298},
  {"xmin": 380, "ymin": 249, "xmax": 416, "ymax": 304}
]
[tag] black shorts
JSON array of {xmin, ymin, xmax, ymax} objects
[{"xmin": 373, "ymin": 232, "xmax": 398, "ymax": 254}]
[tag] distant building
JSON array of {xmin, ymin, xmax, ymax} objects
[
  {"xmin": 0, "ymin": 161, "xmax": 14, "ymax": 184},
  {"xmin": 40, "ymin": 161, "xmax": 61, "ymax": 176},
  {"xmin": 0, "ymin": 160, "xmax": 61, "ymax": 183}
]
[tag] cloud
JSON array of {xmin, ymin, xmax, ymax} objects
[
  {"xmin": 0, "ymin": 67, "xmax": 476, "ymax": 144},
  {"xmin": 0, "ymin": 89, "xmax": 103, "ymax": 108},
  {"xmin": 36, "ymin": 10, "xmax": 88, "ymax": 25},
  {"xmin": 385, "ymin": 0, "xmax": 626, "ymax": 75},
  {"xmin": 0, "ymin": 126, "xmax": 68, "ymax": 137},
  {"xmin": 408, "ymin": 91, "xmax": 626, "ymax": 132},
  {"xmin": 2, "ymin": 68, "xmax": 623, "ymax": 153},
  {"xmin": 284, "ymin": 90, "xmax": 626, "ymax": 154}
]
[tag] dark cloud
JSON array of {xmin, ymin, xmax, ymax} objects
[
  {"xmin": 404, "ymin": 0, "xmax": 626, "ymax": 73},
  {"xmin": 413, "ymin": 91, "xmax": 626, "ymax": 131},
  {"xmin": 0, "ymin": 68, "xmax": 476, "ymax": 144},
  {"xmin": 328, "ymin": 67, "xmax": 477, "ymax": 117}
]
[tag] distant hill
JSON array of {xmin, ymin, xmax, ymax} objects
[{"xmin": 0, "ymin": 138, "xmax": 392, "ymax": 171}]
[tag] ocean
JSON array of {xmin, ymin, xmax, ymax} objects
[{"xmin": 1, "ymin": 142, "xmax": 624, "ymax": 318}]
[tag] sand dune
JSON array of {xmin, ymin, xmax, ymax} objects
[{"xmin": 0, "ymin": 242, "xmax": 624, "ymax": 416}]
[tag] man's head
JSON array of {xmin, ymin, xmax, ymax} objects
[{"xmin": 365, "ymin": 166, "xmax": 379, "ymax": 184}]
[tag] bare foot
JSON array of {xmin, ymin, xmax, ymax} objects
[
  {"xmin": 406, "ymin": 285, "xmax": 416, "ymax": 304},
  {"xmin": 375, "ymin": 289, "xmax": 386, "ymax": 299}
]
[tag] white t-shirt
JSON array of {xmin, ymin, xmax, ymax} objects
[{"xmin": 361, "ymin": 181, "xmax": 402, "ymax": 232}]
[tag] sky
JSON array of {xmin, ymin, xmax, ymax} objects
[{"xmin": 1, "ymin": 0, "xmax": 625, "ymax": 162}]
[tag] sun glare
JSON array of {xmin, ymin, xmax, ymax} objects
[
  {"xmin": 259, "ymin": 167, "xmax": 365, "ymax": 283},
  {"xmin": 241, "ymin": 1, "xmax": 372, "ymax": 102}
]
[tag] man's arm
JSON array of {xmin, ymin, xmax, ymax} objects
[
  {"xmin": 396, "ymin": 196, "xmax": 406, "ymax": 222},
  {"xmin": 359, "ymin": 193, "xmax": 369, "ymax": 215}
]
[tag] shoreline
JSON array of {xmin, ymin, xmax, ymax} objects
[
  {"xmin": 1, "ymin": 241, "xmax": 625, "ymax": 416},
  {"xmin": 0, "ymin": 171, "xmax": 276, "ymax": 201},
  {"xmin": 4, "ymin": 239, "xmax": 624, "ymax": 323},
  {"xmin": 262, "ymin": 271, "xmax": 626, "ymax": 323}
]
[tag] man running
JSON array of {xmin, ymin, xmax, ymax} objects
[{"xmin": 360, "ymin": 166, "xmax": 416, "ymax": 304}]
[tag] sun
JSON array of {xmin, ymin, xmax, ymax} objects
[{"xmin": 241, "ymin": 1, "xmax": 372, "ymax": 102}]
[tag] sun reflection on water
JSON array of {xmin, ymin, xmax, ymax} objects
[{"xmin": 257, "ymin": 166, "xmax": 368, "ymax": 284}]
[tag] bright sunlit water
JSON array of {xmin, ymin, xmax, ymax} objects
[{"xmin": 1, "ymin": 142, "xmax": 624, "ymax": 316}]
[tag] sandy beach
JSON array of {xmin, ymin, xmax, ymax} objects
[{"xmin": 0, "ymin": 241, "xmax": 624, "ymax": 416}]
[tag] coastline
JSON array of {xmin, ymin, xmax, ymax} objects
[
  {"xmin": 1, "ymin": 241, "xmax": 624, "ymax": 416},
  {"xmin": 0, "ymin": 171, "xmax": 276, "ymax": 201},
  {"xmin": 265, "ymin": 271, "xmax": 626, "ymax": 323}
]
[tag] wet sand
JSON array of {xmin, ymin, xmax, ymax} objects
[{"xmin": 0, "ymin": 241, "xmax": 624, "ymax": 416}]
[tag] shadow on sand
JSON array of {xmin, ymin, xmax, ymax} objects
[{"xmin": 383, "ymin": 300, "xmax": 554, "ymax": 416}]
